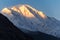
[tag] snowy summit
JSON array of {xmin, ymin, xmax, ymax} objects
[{"xmin": 1, "ymin": 4, "xmax": 60, "ymax": 38}]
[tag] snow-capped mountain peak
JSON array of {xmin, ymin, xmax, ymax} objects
[
  {"xmin": 18, "ymin": 5, "xmax": 35, "ymax": 18},
  {"xmin": 1, "ymin": 8, "xmax": 12, "ymax": 15},
  {"xmin": 1, "ymin": 4, "xmax": 47, "ymax": 19},
  {"xmin": 25, "ymin": 4, "xmax": 47, "ymax": 19},
  {"xmin": 1, "ymin": 4, "xmax": 60, "ymax": 38}
]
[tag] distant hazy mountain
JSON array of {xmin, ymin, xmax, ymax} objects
[{"xmin": 1, "ymin": 4, "xmax": 60, "ymax": 38}]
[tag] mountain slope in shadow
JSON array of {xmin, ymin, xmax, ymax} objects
[{"xmin": 0, "ymin": 13, "xmax": 33, "ymax": 40}]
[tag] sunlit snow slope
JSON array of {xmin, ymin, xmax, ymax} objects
[{"xmin": 1, "ymin": 4, "xmax": 60, "ymax": 38}]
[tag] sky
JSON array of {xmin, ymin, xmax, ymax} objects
[{"xmin": 0, "ymin": 0, "xmax": 60, "ymax": 20}]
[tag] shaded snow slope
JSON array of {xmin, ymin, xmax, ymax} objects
[{"xmin": 1, "ymin": 4, "xmax": 60, "ymax": 38}]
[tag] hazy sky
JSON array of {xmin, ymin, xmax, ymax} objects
[{"xmin": 0, "ymin": 0, "xmax": 60, "ymax": 20}]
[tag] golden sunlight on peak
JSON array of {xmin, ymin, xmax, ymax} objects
[
  {"xmin": 1, "ymin": 8, "xmax": 11, "ymax": 15},
  {"xmin": 11, "ymin": 6, "xmax": 20, "ymax": 13},
  {"xmin": 37, "ymin": 11, "xmax": 47, "ymax": 19},
  {"xmin": 25, "ymin": 5, "xmax": 47, "ymax": 19},
  {"xmin": 19, "ymin": 5, "xmax": 35, "ymax": 18}
]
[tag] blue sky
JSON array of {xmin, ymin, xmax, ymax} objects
[{"xmin": 0, "ymin": 0, "xmax": 60, "ymax": 20}]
